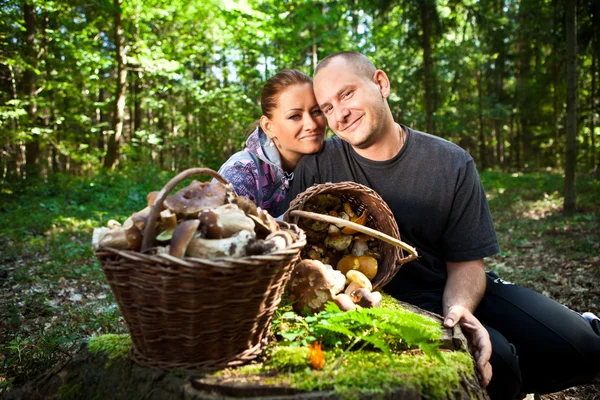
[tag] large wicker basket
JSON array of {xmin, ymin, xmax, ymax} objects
[
  {"xmin": 95, "ymin": 168, "xmax": 306, "ymax": 372},
  {"xmin": 284, "ymin": 182, "xmax": 417, "ymax": 290}
]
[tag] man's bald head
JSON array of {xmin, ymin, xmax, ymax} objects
[{"xmin": 314, "ymin": 51, "xmax": 377, "ymax": 82}]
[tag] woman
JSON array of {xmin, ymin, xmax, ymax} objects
[{"xmin": 218, "ymin": 69, "xmax": 326, "ymax": 215}]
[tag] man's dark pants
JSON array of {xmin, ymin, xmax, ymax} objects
[{"xmin": 405, "ymin": 273, "xmax": 600, "ymax": 399}]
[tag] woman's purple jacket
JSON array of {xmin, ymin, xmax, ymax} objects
[{"xmin": 217, "ymin": 127, "xmax": 293, "ymax": 216}]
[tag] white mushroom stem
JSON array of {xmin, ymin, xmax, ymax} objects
[
  {"xmin": 351, "ymin": 236, "xmax": 370, "ymax": 256},
  {"xmin": 160, "ymin": 209, "xmax": 177, "ymax": 231},
  {"xmin": 186, "ymin": 229, "xmax": 254, "ymax": 258}
]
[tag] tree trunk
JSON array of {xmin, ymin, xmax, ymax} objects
[
  {"xmin": 563, "ymin": 0, "xmax": 577, "ymax": 215},
  {"xmin": 6, "ymin": 302, "xmax": 489, "ymax": 400},
  {"xmin": 419, "ymin": 0, "xmax": 435, "ymax": 134},
  {"xmin": 133, "ymin": 72, "xmax": 142, "ymax": 136},
  {"xmin": 477, "ymin": 68, "xmax": 487, "ymax": 169},
  {"xmin": 517, "ymin": 3, "xmax": 533, "ymax": 167},
  {"xmin": 104, "ymin": 0, "xmax": 127, "ymax": 169},
  {"xmin": 23, "ymin": 1, "xmax": 40, "ymax": 179},
  {"xmin": 590, "ymin": 55, "xmax": 596, "ymax": 170}
]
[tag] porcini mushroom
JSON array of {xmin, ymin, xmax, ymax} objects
[
  {"xmin": 344, "ymin": 269, "xmax": 373, "ymax": 296},
  {"xmin": 92, "ymin": 224, "xmax": 142, "ymax": 251},
  {"xmin": 351, "ymin": 235, "xmax": 371, "ymax": 257},
  {"xmin": 234, "ymin": 195, "xmax": 258, "ymax": 216},
  {"xmin": 156, "ymin": 209, "xmax": 178, "ymax": 241},
  {"xmin": 288, "ymin": 260, "xmax": 346, "ymax": 314},
  {"xmin": 349, "ymin": 288, "xmax": 382, "ymax": 308},
  {"xmin": 198, "ymin": 210, "xmax": 224, "ymax": 239},
  {"xmin": 356, "ymin": 255, "xmax": 378, "ymax": 281},
  {"xmin": 164, "ymin": 180, "xmax": 228, "ymax": 216},
  {"xmin": 186, "ymin": 229, "xmax": 254, "ymax": 259},
  {"xmin": 213, "ymin": 204, "xmax": 255, "ymax": 238},
  {"xmin": 333, "ymin": 293, "xmax": 356, "ymax": 311},
  {"xmin": 168, "ymin": 219, "xmax": 200, "ymax": 258},
  {"xmin": 324, "ymin": 233, "xmax": 353, "ymax": 251}
]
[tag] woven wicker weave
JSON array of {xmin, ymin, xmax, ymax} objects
[
  {"xmin": 95, "ymin": 168, "xmax": 306, "ymax": 372},
  {"xmin": 285, "ymin": 181, "xmax": 417, "ymax": 290}
]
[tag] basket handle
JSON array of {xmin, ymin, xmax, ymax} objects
[
  {"xmin": 141, "ymin": 168, "xmax": 229, "ymax": 252},
  {"xmin": 289, "ymin": 209, "xmax": 418, "ymax": 258}
]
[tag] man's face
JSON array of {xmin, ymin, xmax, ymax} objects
[{"xmin": 313, "ymin": 58, "xmax": 387, "ymax": 149}]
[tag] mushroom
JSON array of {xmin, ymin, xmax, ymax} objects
[
  {"xmin": 234, "ymin": 195, "xmax": 258, "ymax": 216},
  {"xmin": 265, "ymin": 230, "xmax": 294, "ymax": 250},
  {"xmin": 306, "ymin": 244, "xmax": 329, "ymax": 264},
  {"xmin": 324, "ymin": 233, "xmax": 353, "ymax": 251},
  {"xmin": 336, "ymin": 255, "xmax": 360, "ymax": 277},
  {"xmin": 341, "ymin": 210, "xmax": 367, "ymax": 235},
  {"xmin": 304, "ymin": 228, "xmax": 327, "ymax": 245},
  {"xmin": 164, "ymin": 180, "xmax": 228, "ymax": 216},
  {"xmin": 305, "ymin": 194, "xmax": 342, "ymax": 213},
  {"xmin": 344, "ymin": 270, "xmax": 372, "ymax": 296},
  {"xmin": 287, "ymin": 260, "xmax": 346, "ymax": 314},
  {"xmin": 156, "ymin": 209, "xmax": 178, "ymax": 241},
  {"xmin": 123, "ymin": 206, "xmax": 152, "ymax": 231},
  {"xmin": 198, "ymin": 210, "xmax": 224, "ymax": 239},
  {"xmin": 106, "ymin": 219, "xmax": 121, "ymax": 229},
  {"xmin": 92, "ymin": 224, "xmax": 142, "ymax": 251},
  {"xmin": 356, "ymin": 255, "xmax": 378, "ymax": 281},
  {"xmin": 333, "ymin": 293, "xmax": 356, "ymax": 311},
  {"xmin": 328, "ymin": 224, "xmax": 341, "ymax": 236},
  {"xmin": 351, "ymin": 235, "xmax": 371, "ymax": 256},
  {"xmin": 186, "ymin": 229, "xmax": 254, "ymax": 259},
  {"xmin": 168, "ymin": 219, "xmax": 200, "ymax": 258},
  {"xmin": 349, "ymin": 288, "xmax": 382, "ymax": 308},
  {"xmin": 213, "ymin": 204, "xmax": 255, "ymax": 237}
]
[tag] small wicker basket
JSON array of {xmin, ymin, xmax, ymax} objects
[
  {"xmin": 95, "ymin": 168, "xmax": 306, "ymax": 372},
  {"xmin": 284, "ymin": 181, "xmax": 417, "ymax": 291}
]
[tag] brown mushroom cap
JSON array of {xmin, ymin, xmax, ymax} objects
[
  {"xmin": 288, "ymin": 260, "xmax": 346, "ymax": 314},
  {"xmin": 198, "ymin": 210, "xmax": 224, "ymax": 239},
  {"xmin": 164, "ymin": 180, "xmax": 227, "ymax": 215},
  {"xmin": 169, "ymin": 219, "xmax": 200, "ymax": 258}
]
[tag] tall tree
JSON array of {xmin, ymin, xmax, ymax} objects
[
  {"xmin": 564, "ymin": 0, "xmax": 577, "ymax": 215},
  {"xmin": 104, "ymin": 0, "xmax": 127, "ymax": 169},
  {"xmin": 22, "ymin": 1, "xmax": 39, "ymax": 179},
  {"xmin": 419, "ymin": 0, "xmax": 436, "ymax": 134}
]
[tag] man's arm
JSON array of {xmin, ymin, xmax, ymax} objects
[{"xmin": 443, "ymin": 260, "xmax": 492, "ymax": 388}]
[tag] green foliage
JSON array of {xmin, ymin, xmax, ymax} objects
[
  {"xmin": 273, "ymin": 299, "xmax": 443, "ymax": 360},
  {"xmin": 2, "ymin": 0, "xmax": 599, "ymax": 180}
]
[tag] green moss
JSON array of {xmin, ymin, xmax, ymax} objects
[
  {"xmin": 57, "ymin": 382, "xmax": 81, "ymax": 400},
  {"xmin": 88, "ymin": 334, "xmax": 131, "ymax": 368},
  {"xmin": 269, "ymin": 346, "xmax": 311, "ymax": 371},
  {"xmin": 234, "ymin": 347, "xmax": 474, "ymax": 399}
]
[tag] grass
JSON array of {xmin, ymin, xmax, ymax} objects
[{"xmin": 0, "ymin": 167, "xmax": 598, "ymax": 392}]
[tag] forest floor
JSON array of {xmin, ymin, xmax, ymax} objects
[{"xmin": 0, "ymin": 169, "xmax": 599, "ymax": 398}]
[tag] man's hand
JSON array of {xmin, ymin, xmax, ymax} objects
[{"xmin": 444, "ymin": 305, "xmax": 492, "ymax": 388}]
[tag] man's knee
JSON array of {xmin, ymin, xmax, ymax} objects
[{"xmin": 485, "ymin": 325, "xmax": 522, "ymax": 400}]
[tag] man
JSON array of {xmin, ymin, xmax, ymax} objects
[{"xmin": 280, "ymin": 51, "xmax": 600, "ymax": 399}]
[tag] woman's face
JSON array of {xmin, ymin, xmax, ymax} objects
[{"xmin": 262, "ymin": 83, "xmax": 326, "ymax": 169}]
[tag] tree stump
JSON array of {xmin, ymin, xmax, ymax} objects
[{"xmin": 6, "ymin": 303, "xmax": 490, "ymax": 400}]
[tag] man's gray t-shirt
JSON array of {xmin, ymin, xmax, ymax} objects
[{"xmin": 278, "ymin": 126, "xmax": 499, "ymax": 308}]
